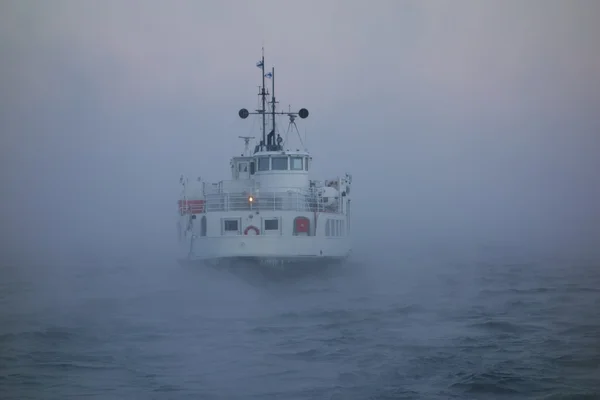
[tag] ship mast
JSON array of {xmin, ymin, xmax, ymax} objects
[
  {"xmin": 271, "ymin": 66, "xmax": 276, "ymax": 144},
  {"xmin": 259, "ymin": 48, "xmax": 266, "ymax": 147},
  {"xmin": 238, "ymin": 49, "xmax": 310, "ymax": 153}
]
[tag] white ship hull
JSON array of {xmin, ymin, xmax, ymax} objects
[
  {"xmin": 180, "ymin": 235, "xmax": 351, "ymax": 265},
  {"xmin": 177, "ymin": 208, "xmax": 352, "ymax": 266}
]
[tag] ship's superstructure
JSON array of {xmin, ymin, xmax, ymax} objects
[{"xmin": 177, "ymin": 50, "xmax": 352, "ymax": 265}]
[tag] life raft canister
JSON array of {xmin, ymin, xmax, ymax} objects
[{"xmin": 244, "ymin": 225, "xmax": 260, "ymax": 235}]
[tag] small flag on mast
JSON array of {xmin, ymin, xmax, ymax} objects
[
  {"xmin": 256, "ymin": 61, "xmax": 263, "ymax": 68},
  {"xmin": 264, "ymin": 72, "xmax": 272, "ymax": 79}
]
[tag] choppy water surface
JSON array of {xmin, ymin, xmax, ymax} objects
[{"xmin": 1, "ymin": 250, "xmax": 599, "ymax": 399}]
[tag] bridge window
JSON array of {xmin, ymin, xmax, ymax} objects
[
  {"xmin": 291, "ymin": 156, "xmax": 303, "ymax": 170},
  {"xmin": 250, "ymin": 161, "xmax": 255, "ymax": 174},
  {"xmin": 258, "ymin": 157, "xmax": 269, "ymax": 171},
  {"xmin": 304, "ymin": 157, "xmax": 309, "ymax": 171},
  {"xmin": 271, "ymin": 156, "xmax": 288, "ymax": 170}
]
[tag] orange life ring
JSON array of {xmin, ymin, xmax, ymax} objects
[{"xmin": 244, "ymin": 225, "xmax": 260, "ymax": 235}]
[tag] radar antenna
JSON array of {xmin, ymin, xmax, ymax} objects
[
  {"xmin": 286, "ymin": 113, "xmax": 306, "ymax": 150},
  {"xmin": 238, "ymin": 136, "xmax": 255, "ymax": 157}
]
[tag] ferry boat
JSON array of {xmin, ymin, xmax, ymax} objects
[{"xmin": 176, "ymin": 51, "xmax": 353, "ymax": 266}]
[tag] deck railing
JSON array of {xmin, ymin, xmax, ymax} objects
[{"xmin": 204, "ymin": 190, "xmax": 339, "ymax": 213}]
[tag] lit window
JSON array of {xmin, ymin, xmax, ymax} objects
[{"xmin": 271, "ymin": 157, "xmax": 288, "ymax": 170}]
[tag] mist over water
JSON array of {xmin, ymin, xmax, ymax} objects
[
  {"xmin": 2, "ymin": 240, "xmax": 600, "ymax": 399},
  {"xmin": 2, "ymin": 0, "xmax": 600, "ymax": 398}
]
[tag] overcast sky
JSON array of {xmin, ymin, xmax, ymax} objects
[{"xmin": 1, "ymin": 0, "xmax": 599, "ymax": 258}]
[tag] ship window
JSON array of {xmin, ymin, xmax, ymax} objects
[
  {"xmin": 271, "ymin": 156, "xmax": 288, "ymax": 170},
  {"xmin": 325, "ymin": 219, "xmax": 331, "ymax": 236},
  {"xmin": 224, "ymin": 219, "xmax": 239, "ymax": 232},
  {"xmin": 238, "ymin": 162, "xmax": 248, "ymax": 173},
  {"xmin": 291, "ymin": 156, "xmax": 303, "ymax": 170},
  {"xmin": 264, "ymin": 218, "xmax": 279, "ymax": 231},
  {"xmin": 258, "ymin": 157, "xmax": 269, "ymax": 171},
  {"xmin": 200, "ymin": 216, "xmax": 207, "ymax": 236},
  {"xmin": 304, "ymin": 157, "xmax": 309, "ymax": 171},
  {"xmin": 250, "ymin": 161, "xmax": 255, "ymax": 175}
]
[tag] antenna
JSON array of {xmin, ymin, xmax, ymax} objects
[
  {"xmin": 286, "ymin": 113, "xmax": 305, "ymax": 149},
  {"xmin": 238, "ymin": 136, "xmax": 255, "ymax": 157},
  {"xmin": 260, "ymin": 48, "xmax": 266, "ymax": 146},
  {"xmin": 238, "ymin": 49, "xmax": 309, "ymax": 153},
  {"xmin": 271, "ymin": 66, "xmax": 276, "ymax": 146}
]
